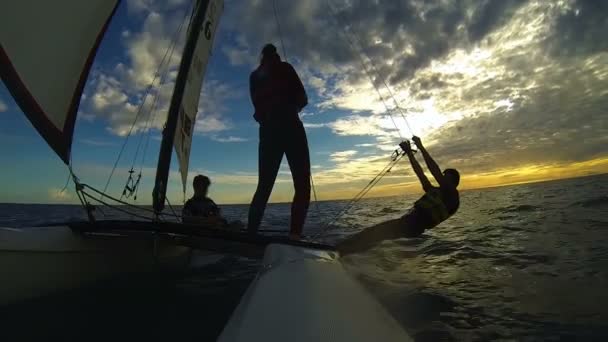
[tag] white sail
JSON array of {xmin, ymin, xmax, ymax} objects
[
  {"xmin": 174, "ymin": 0, "xmax": 224, "ymax": 194},
  {"xmin": 0, "ymin": 1, "xmax": 119, "ymax": 163}
]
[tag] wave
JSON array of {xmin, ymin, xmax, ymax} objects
[
  {"xmin": 571, "ymin": 195, "xmax": 608, "ymax": 208},
  {"xmin": 379, "ymin": 207, "xmax": 401, "ymax": 214},
  {"xmin": 490, "ymin": 204, "xmax": 540, "ymax": 215}
]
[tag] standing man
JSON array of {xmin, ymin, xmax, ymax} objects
[{"xmin": 247, "ymin": 44, "xmax": 311, "ymax": 240}]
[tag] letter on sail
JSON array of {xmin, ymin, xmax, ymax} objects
[
  {"xmin": 174, "ymin": 0, "xmax": 224, "ymax": 194},
  {"xmin": 0, "ymin": 1, "xmax": 120, "ymax": 164}
]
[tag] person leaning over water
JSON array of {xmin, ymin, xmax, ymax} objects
[
  {"xmin": 338, "ymin": 136, "xmax": 460, "ymax": 255},
  {"xmin": 246, "ymin": 43, "xmax": 311, "ymax": 240}
]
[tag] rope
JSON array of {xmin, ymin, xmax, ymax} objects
[
  {"xmin": 272, "ymin": 0, "xmax": 322, "ymax": 216},
  {"xmin": 166, "ymin": 196, "xmax": 179, "ymax": 220},
  {"xmin": 128, "ymin": 16, "xmax": 187, "ymax": 203},
  {"xmin": 82, "ymin": 184, "xmax": 181, "ymax": 219},
  {"xmin": 311, "ymin": 152, "xmax": 405, "ymax": 241},
  {"xmin": 333, "ymin": 9, "xmax": 414, "ymax": 134},
  {"xmin": 102, "ymin": 5, "xmax": 193, "ymax": 196},
  {"xmin": 326, "ymin": 0, "xmax": 416, "ymax": 136},
  {"xmin": 82, "ymin": 192, "xmax": 156, "ymax": 222},
  {"xmin": 132, "ymin": 7, "xmax": 191, "ymax": 173},
  {"xmin": 324, "ymin": 0, "xmax": 406, "ymax": 139}
]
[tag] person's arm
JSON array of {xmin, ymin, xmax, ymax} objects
[
  {"xmin": 400, "ymin": 141, "xmax": 432, "ymax": 192},
  {"xmin": 182, "ymin": 201, "xmax": 194, "ymax": 222},
  {"xmin": 412, "ymin": 136, "xmax": 446, "ymax": 187},
  {"xmin": 286, "ymin": 63, "xmax": 308, "ymax": 112},
  {"xmin": 249, "ymin": 73, "xmax": 260, "ymax": 119}
]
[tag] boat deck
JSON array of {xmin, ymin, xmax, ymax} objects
[{"xmin": 68, "ymin": 219, "xmax": 336, "ymax": 259}]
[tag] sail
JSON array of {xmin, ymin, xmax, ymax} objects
[
  {"xmin": 173, "ymin": 0, "xmax": 224, "ymax": 194},
  {"xmin": 0, "ymin": 1, "xmax": 120, "ymax": 164}
]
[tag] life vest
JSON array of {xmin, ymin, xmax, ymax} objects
[{"xmin": 415, "ymin": 189, "xmax": 451, "ymax": 225}]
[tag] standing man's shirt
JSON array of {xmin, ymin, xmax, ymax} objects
[{"xmin": 250, "ymin": 61, "xmax": 307, "ymax": 124}]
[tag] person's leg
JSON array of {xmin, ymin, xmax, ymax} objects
[
  {"xmin": 284, "ymin": 121, "xmax": 311, "ymax": 237},
  {"xmin": 337, "ymin": 209, "xmax": 428, "ymax": 255},
  {"xmin": 247, "ymin": 127, "xmax": 284, "ymax": 233},
  {"xmin": 336, "ymin": 218, "xmax": 404, "ymax": 255}
]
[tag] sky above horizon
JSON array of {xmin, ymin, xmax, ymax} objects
[{"xmin": 1, "ymin": 0, "xmax": 607, "ymax": 205}]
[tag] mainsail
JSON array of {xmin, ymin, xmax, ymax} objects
[
  {"xmin": 174, "ymin": 0, "xmax": 224, "ymax": 195},
  {"xmin": 0, "ymin": 1, "xmax": 120, "ymax": 164}
]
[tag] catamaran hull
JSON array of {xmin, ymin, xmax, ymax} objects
[
  {"xmin": 219, "ymin": 244, "xmax": 413, "ymax": 342},
  {"xmin": 0, "ymin": 225, "xmax": 191, "ymax": 305}
]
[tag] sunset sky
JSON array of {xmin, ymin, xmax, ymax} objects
[{"xmin": 1, "ymin": 0, "xmax": 607, "ymax": 205}]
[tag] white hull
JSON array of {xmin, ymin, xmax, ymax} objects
[
  {"xmin": 219, "ymin": 244, "xmax": 412, "ymax": 342},
  {"xmin": 0, "ymin": 225, "xmax": 191, "ymax": 305}
]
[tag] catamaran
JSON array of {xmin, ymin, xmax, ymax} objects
[{"xmin": 1, "ymin": 0, "xmax": 412, "ymax": 340}]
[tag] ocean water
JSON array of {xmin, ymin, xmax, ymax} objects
[{"xmin": 1, "ymin": 174, "xmax": 607, "ymax": 341}]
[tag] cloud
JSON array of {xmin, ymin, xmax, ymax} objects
[
  {"xmin": 302, "ymin": 122, "xmax": 327, "ymax": 129},
  {"xmin": 66, "ymin": 0, "xmax": 608, "ymax": 203},
  {"xmin": 0, "ymin": 99, "xmax": 7, "ymax": 112},
  {"xmin": 330, "ymin": 150, "xmax": 358, "ymax": 162},
  {"xmin": 79, "ymin": 138, "xmax": 118, "ymax": 147},
  {"xmin": 228, "ymin": 0, "xmax": 607, "ymax": 180},
  {"xmin": 210, "ymin": 135, "xmax": 248, "ymax": 143},
  {"xmin": 81, "ymin": 3, "xmax": 236, "ymax": 138},
  {"xmin": 48, "ymin": 187, "xmax": 74, "ymax": 202}
]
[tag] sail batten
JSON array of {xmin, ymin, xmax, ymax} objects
[{"xmin": 0, "ymin": 1, "xmax": 120, "ymax": 163}]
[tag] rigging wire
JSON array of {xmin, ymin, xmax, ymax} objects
[
  {"xmin": 102, "ymin": 5, "xmax": 194, "ymax": 196},
  {"xmin": 272, "ymin": 0, "xmax": 288, "ymax": 59},
  {"xmin": 310, "ymin": 152, "xmax": 405, "ymax": 241},
  {"xmin": 323, "ymin": 0, "xmax": 407, "ymax": 139},
  {"xmin": 82, "ymin": 192, "xmax": 157, "ymax": 222},
  {"xmin": 305, "ymin": 0, "xmax": 418, "ymax": 239},
  {"xmin": 132, "ymin": 5, "xmax": 193, "ymax": 173},
  {"xmin": 123, "ymin": 13, "xmax": 188, "ymax": 202},
  {"xmin": 326, "ymin": 0, "xmax": 415, "ymax": 136},
  {"xmin": 166, "ymin": 196, "xmax": 179, "ymax": 220},
  {"xmin": 331, "ymin": 5, "xmax": 414, "ymax": 135},
  {"xmin": 81, "ymin": 183, "xmax": 180, "ymax": 219},
  {"xmin": 272, "ymin": 0, "xmax": 321, "ymax": 208}
]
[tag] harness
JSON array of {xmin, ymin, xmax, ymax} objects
[{"xmin": 415, "ymin": 189, "xmax": 451, "ymax": 225}]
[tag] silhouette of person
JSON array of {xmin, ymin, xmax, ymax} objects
[
  {"xmin": 338, "ymin": 136, "xmax": 460, "ymax": 255},
  {"xmin": 247, "ymin": 44, "xmax": 310, "ymax": 240},
  {"xmin": 183, "ymin": 175, "xmax": 239, "ymax": 229}
]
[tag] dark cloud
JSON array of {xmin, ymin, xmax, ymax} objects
[
  {"xmin": 426, "ymin": 71, "xmax": 608, "ymax": 173},
  {"xmin": 221, "ymin": 0, "xmax": 608, "ymax": 176},
  {"xmin": 223, "ymin": 0, "xmax": 538, "ymax": 86},
  {"xmin": 468, "ymin": 0, "xmax": 526, "ymax": 42},
  {"xmin": 547, "ymin": 0, "xmax": 608, "ymax": 58}
]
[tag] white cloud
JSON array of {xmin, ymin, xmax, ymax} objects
[
  {"xmin": 48, "ymin": 188, "xmax": 74, "ymax": 202},
  {"xmin": 80, "ymin": 138, "xmax": 117, "ymax": 147},
  {"xmin": 91, "ymin": 75, "xmax": 128, "ymax": 111},
  {"xmin": 0, "ymin": 99, "xmax": 7, "ymax": 112},
  {"xmin": 195, "ymin": 116, "xmax": 231, "ymax": 133},
  {"xmin": 330, "ymin": 150, "xmax": 358, "ymax": 162},
  {"xmin": 210, "ymin": 135, "xmax": 248, "ymax": 143},
  {"xmin": 82, "ymin": 3, "xmax": 237, "ymax": 139},
  {"xmin": 302, "ymin": 122, "xmax": 327, "ymax": 128}
]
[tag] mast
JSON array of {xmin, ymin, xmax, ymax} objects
[{"xmin": 153, "ymin": 0, "xmax": 210, "ymax": 214}]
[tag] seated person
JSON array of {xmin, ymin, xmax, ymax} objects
[{"xmin": 182, "ymin": 175, "xmax": 234, "ymax": 228}]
